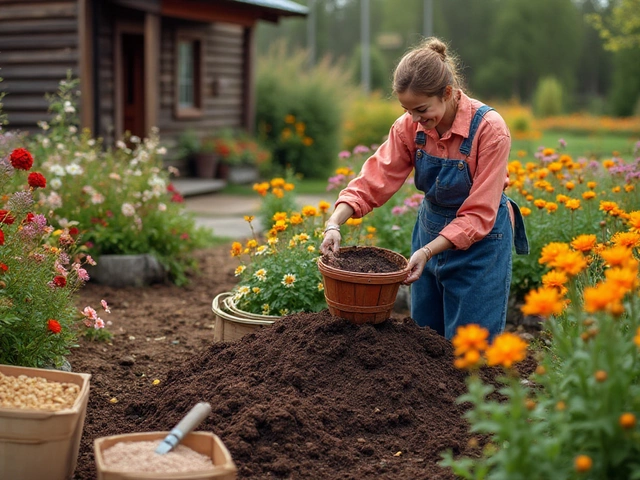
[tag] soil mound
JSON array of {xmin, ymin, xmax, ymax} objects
[
  {"xmin": 101, "ymin": 311, "xmax": 504, "ymax": 479},
  {"xmin": 322, "ymin": 246, "xmax": 405, "ymax": 273}
]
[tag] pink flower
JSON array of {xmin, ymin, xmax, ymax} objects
[
  {"xmin": 101, "ymin": 299, "xmax": 111, "ymax": 313},
  {"xmin": 77, "ymin": 268, "xmax": 90, "ymax": 281},
  {"xmin": 83, "ymin": 306, "xmax": 98, "ymax": 320},
  {"xmin": 85, "ymin": 255, "xmax": 97, "ymax": 266},
  {"xmin": 94, "ymin": 317, "xmax": 105, "ymax": 329},
  {"xmin": 338, "ymin": 150, "xmax": 351, "ymax": 159}
]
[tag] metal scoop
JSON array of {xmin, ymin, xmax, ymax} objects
[{"xmin": 155, "ymin": 402, "xmax": 212, "ymax": 454}]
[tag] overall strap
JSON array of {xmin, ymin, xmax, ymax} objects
[
  {"xmin": 459, "ymin": 105, "xmax": 494, "ymax": 156},
  {"xmin": 414, "ymin": 130, "xmax": 426, "ymax": 147}
]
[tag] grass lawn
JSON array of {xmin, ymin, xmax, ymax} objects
[{"xmin": 511, "ymin": 131, "xmax": 639, "ymax": 160}]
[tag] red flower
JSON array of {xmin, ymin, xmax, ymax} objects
[
  {"xmin": 27, "ymin": 172, "xmax": 46, "ymax": 189},
  {"xmin": 0, "ymin": 263, "xmax": 7, "ymax": 273},
  {"xmin": 69, "ymin": 227, "xmax": 79, "ymax": 236},
  {"xmin": 0, "ymin": 229, "xmax": 4, "ymax": 246},
  {"xmin": 25, "ymin": 212, "xmax": 35, "ymax": 223},
  {"xmin": 0, "ymin": 210, "xmax": 15, "ymax": 225},
  {"xmin": 47, "ymin": 319, "xmax": 62, "ymax": 334},
  {"xmin": 171, "ymin": 193, "xmax": 184, "ymax": 203},
  {"xmin": 167, "ymin": 183, "xmax": 177, "ymax": 193},
  {"xmin": 52, "ymin": 275, "xmax": 67, "ymax": 288},
  {"xmin": 9, "ymin": 148, "xmax": 34, "ymax": 170}
]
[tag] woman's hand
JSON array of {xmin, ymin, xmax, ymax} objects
[
  {"xmin": 403, "ymin": 249, "xmax": 428, "ymax": 285},
  {"xmin": 320, "ymin": 230, "xmax": 341, "ymax": 255}
]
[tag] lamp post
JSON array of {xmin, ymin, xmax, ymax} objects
[
  {"xmin": 361, "ymin": 0, "xmax": 370, "ymax": 94},
  {"xmin": 423, "ymin": 0, "xmax": 433, "ymax": 37}
]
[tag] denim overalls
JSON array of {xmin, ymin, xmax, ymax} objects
[{"xmin": 410, "ymin": 105, "xmax": 529, "ymax": 340}]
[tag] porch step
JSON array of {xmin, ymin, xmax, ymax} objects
[{"xmin": 171, "ymin": 178, "xmax": 227, "ymax": 197}]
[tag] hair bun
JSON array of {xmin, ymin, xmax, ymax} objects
[{"xmin": 427, "ymin": 38, "xmax": 447, "ymax": 60}]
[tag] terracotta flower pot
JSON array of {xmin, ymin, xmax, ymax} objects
[{"xmin": 318, "ymin": 246, "xmax": 410, "ymax": 325}]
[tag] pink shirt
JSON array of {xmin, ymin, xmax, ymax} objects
[{"xmin": 336, "ymin": 91, "xmax": 511, "ymax": 250}]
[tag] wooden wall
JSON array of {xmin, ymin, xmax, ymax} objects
[
  {"xmin": 157, "ymin": 20, "xmax": 247, "ymax": 159},
  {"xmin": 0, "ymin": 0, "xmax": 80, "ymax": 131}
]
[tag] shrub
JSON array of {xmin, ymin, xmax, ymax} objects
[
  {"xmin": 533, "ymin": 76, "xmax": 565, "ymax": 118},
  {"xmin": 0, "ymin": 141, "xmax": 108, "ymax": 368},
  {"xmin": 256, "ymin": 43, "xmax": 354, "ymax": 179},
  {"xmin": 341, "ymin": 93, "xmax": 400, "ymax": 151},
  {"xmin": 17, "ymin": 77, "xmax": 215, "ymax": 286}
]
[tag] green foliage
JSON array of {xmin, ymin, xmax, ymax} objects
[
  {"xmin": 441, "ymin": 242, "xmax": 640, "ymax": 479},
  {"xmin": 17, "ymin": 76, "xmax": 215, "ymax": 286},
  {"xmin": 349, "ymin": 44, "xmax": 390, "ymax": 93},
  {"xmin": 341, "ymin": 93, "xmax": 400, "ymax": 151},
  {"xmin": 256, "ymin": 43, "xmax": 352, "ymax": 178},
  {"xmin": 609, "ymin": 48, "xmax": 640, "ymax": 117},
  {"xmin": 533, "ymin": 77, "xmax": 564, "ymax": 118},
  {"xmin": 587, "ymin": 0, "xmax": 640, "ymax": 52}
]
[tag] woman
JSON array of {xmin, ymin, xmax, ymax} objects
[{"xmin": 320, "ymin": 37, "xmax": 529, "ymax": 340}]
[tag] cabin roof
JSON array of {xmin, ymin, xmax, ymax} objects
[{"xmin": 229, "ymin": 0, "xmax": 308, "ymax": 16}]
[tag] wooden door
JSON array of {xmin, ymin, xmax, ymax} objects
[{"xmin": 122, "ymin": 33, "xmax": 145, "ymax": 138}]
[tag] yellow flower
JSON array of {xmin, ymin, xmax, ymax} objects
[
  {"xmin": 366, "ymin": 226, "xmax": 376, "ymax": 233},
  {"xmin": 542, "ymin": 148, "xmax": 555, "ymax": 156},
  {"xmin": 318, "ymin": 200, "xmax": 331, "ymax": 213},
  {"xmin": 602, "ymin": 159, "xmax": 615, "ymax": 168},
  {"xmin": 587, "ymin": 181, "xmax": 597, "ymax": 190},
  {"xmin": 234, "ymin": 265, "xmax": 246, "ymax": 276},
  {"xmin": 254, "ymin": 268, "xmax": 267, "ymax": 281},
  {"xmin": 574, "ymin": 455, "xmax": 593, "ymax": 473},
  {"xmin": 565, "ymin": 198, "xmax": 581, "ymax": 210},
  {"xmin": 556, "ymin": 194, "xmax": 569, "ymax": 204},
  {"xmin": 284, "ymin": 114, "xmax": 296, "ymax": 124},
  {"xmin": 284, "ymin": 183, "xmax": 295, "ymax": 191},
  {"xmin": 252, "ymin": 287, "xmax": 261, "ymax": 294},
  {"xmin": 281, "ymin": 273, "xmax": 296, "ymax": 288},
  {"xmin": 619, "ymin": 413, "xmax": 636, "ymax": 429},
  {"xmin": 627, "ymin": 211, "xmax": 640, "ymax": 233},
  {"xmin": 317, "ymin": 282, "xmax": 324, "ymax": 291},
  {"xmin": 270, "ymin": 177, "xmax": 286, "ymax": 188},
  {"xmin": 346, "ymin": 217, "xmax": 363, "ymax": 226},
  {"xmin": 262, "ymin": 304, "xmax": 270, "ymax": 314},
  {"xmin": 302, "ymin": 137, "xmax": 314, "ymax": 146},
  {"xmin": 307, "ymin": 245, "xmax": 316, "ymax": 253},
  {"xmin": 612, "ymin": 186, "xmax": 621, "ymax": 193},
  {"xmin": 533, "ymin": 199, "xmax": 547, "ymax": 209},
  {"xmin": 273, "ymin": 219, "xmax": 288, "ymax": 232},
  {"xmin": 520, "ymin": 207, "xmax": 531, "ymax": 216},
  {"xmin": 53, "ymin": 229, "xmax": 63, "ymax": 236},
  {"xmin": 253, "ymin": 182, "xmax": 270, "ymax": 196},
  {"xmin": 559, "ymin": 154, "xmax": 572, "ymax": 164},
  {"xmin": 565, "ymin": 181, "xmax": 575, "ymax": 191},
  {"xmin": 624, "ymin": 184, "xmax": 635, "ymax": 192},
  {"xmin": 246, "ymin": 239, "xmax": 258, "ymax": 249},
  {"xmin": 272, "ymin": 187, "xmax": 284, "ymax": 199},
  {"xmin": 289, "ymin": 214, "xmax": 304, "ymax": 225},
  {"xmin": 298, "ymin": 233, "xmax": 310, "ymax": 243},
  {"xmin": 604, "ymin": 266, "xmax": 639, "ymax": 293},
  {"xmin": 272, "ymin": 211, "xmax": 288, "ymax": 221},
  {"xmin": 452, "ymin": 324, "xmax": 489, "ymax": 356},
  {"xmin": 599, "ymin": 200, "xmax": 619, "ymax": 213},
  {"xmin": 301, "ymin": 205, "xmax": 318, "ymax": 217},
  {"xmin": 244, "ymin": 215, "xmax": 255, "ymax": 222},
  {"xmin": 582, "ymin": 191, "xmax": 596, "ymax": 200},
  {"xmin": 545, "ymin": 202, "xmax": 558, "ymax": 213},
  {"xmin": 547, "ymin": 162, "xmax": 562, "ymax": 172},
  {"xmin": 230, "ymin": 242, "xmax": 243, "ymax": 257},
  {"xmin": 521, "ymin": 286, "xmax": 565, "ymax": 318},
  {"xmin": 570, "ymin": 234, "xmax": 597, "ymax": 253},
  {"xmin": 485, "ymin": 333, "xmax": 528, "ymax": 368},
  {"xmin": 256, "ymin": 245, "xmax": 268, "ymax": 255}
]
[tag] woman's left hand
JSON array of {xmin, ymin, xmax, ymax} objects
[{"xmin": 403, "ymin": 249, "xmax": 428, "ymax": 285}]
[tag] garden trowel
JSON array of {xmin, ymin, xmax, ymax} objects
[{"xmin": 155, "ymin": 402, "xmax": 212, "ymax": 454}]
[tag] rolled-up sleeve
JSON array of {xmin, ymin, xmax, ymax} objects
[
  {"xmin": 336, "ymin": 118, "xmax": 415, "ymax": 218},
  {"xmin": 440, "ymin": 120, "xmax": 511, "ymax": 250}
]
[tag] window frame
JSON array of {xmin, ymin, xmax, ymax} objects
[{"xmin": 174, "ymin": 30, "xmax": 205, "ymax": 119}]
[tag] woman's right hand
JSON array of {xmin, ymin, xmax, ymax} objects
[{"xmin": 320, "ymin": 230, "xmax": 341, "ymax": 255}]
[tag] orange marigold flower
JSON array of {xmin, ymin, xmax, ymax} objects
[
  {"xmin": 545, "ymin": 202, "xmax": 558, "ymax": 213},
  {"xmin": 619, "ymin": 413, "xmax": 636, "ymax": 429},
  {"xmin": 272, "ymin": 187, "xmax": 284, "ymax": 199},
  {"xmin": 533, "ymin": 199, "xmax": 547, "ymax": 209},
  {"xmin": 284, "ymin": 183, "xmax": 295, "ymax": 191},
  {"xmin": 270, "ymin": 177, "xmax": 286, "ymax": 188},
  {"xmin": 594, "ymin": 370, "xmax": 608, "ymax": 382},
  {"xmin": 542, "ymin": 148, "xmax": 555, "ymax": 156},
  {"xmin": 547, "ymin": 162, "xmax": 562, "ymax": 172},
  {"xmin": 345, "ymin": 218, "xmax": 362, "ymax": 226},
  {"xmin": 571, "ymin": 234, "xmax": 597, "ymax": 253},
  {"xmin": 453, "ymin": 349, "xmax": 482, "ymax": 370},
  {"xmin": 289, "ymin": 214, "xmax": 304, "ymax": 225},
  {"xmin": 611, "ymin": 231, "xmax": 640, "ymax": 249},
  {"xmin": 542, "ymin": 270, "xmax": 569, "ymax": 295},
  {"xmin": 627, "ymin": 211, "xmax": 640, "ymax": 233},
  {"xmin": 612, "ymin": 186, "xmax": 621, "ymax": 193},
  {"xmin": 520, "ymin": 207, "xmax": 531, "ymax": 216},
  {"xmin": 604, "ymin": 267, "xmax": 639, "ymax": 292},
  {"xmin": 539, "ymin": 242, "xmax": 571, "ymax": 266},
  {"xmin": 565, "ymin": 198, "xmax": 581, "ymax": 210},
  {"xmin": 574, "ymin": 455, "xmax": 593, "ymax": 473},
  {"xmin": 556, "ymin": 194, "xmax": 569, "ymax": 204},
  {"xmin": 452, "ymin": 324, "xmax": 489, "ymax": 356},
  {"xmin": 587, "ymin": 181, "xmax": 597, "ymax": 190},
  {"xmin": 582, "ymin": 191, "xmax": 596, "ymax": 201},
  {"xmin": 521, "ymin": 286, "xmax": 565, "ymax": 318},
  {"xmin": 565, "ymin": 181, "xmax": 575, "ymax": 191},
  {"xmin": 600, "ymin": 245, "xmax": 634, "ymax": 267},
  {"xmin": 634, "ymin": 327, "xmax": 640, "ymax": 348},
  {"xmin": 485, "ymin": 332, "xmax": 528, "ymax": 368},
  {"xmin": 230, "ymin": 241, "xmax": 243, "ymax": 257},
  {"xmin": 599, "ymin": 200, "xmax": 619, "ymax": 213},
  {"xmin": 602, "ymin": 159, "xmax": 615, "ymax": 168},
  {"xmin": 301, "ymin": 205, "xmax": 318, "ymax": 217},
  {"xmin": 625, "ymin": 184, "xmax": 635, "ymax": 193},
  {"xmin": 583, "ymin": 283, "xmax": 625, "ymax": 313},
  {"xmin": 272, "ymin": 211, "xmax": 288, "ymax": 222},
  {"xmin": 318, "ymin": 200, "xmax": 331, "ymax": 213}
]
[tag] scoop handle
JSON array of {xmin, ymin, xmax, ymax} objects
[{"xmin": 174, "ymin": 402, "xmax": 212, "ymax": 437}]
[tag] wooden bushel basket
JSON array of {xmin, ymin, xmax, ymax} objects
[
  {"xmin": 318, "ymin": 246, "xmax": 410, "ymax": 325},
  {"xmin": 211, "ymin": 292, "xmax": 280, "ymax": 343}
]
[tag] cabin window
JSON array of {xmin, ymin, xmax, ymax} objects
[{"xmin": 175, "ymin": 32, "xmax": 204, "ymax": 118}]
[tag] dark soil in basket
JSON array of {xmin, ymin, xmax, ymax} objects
[
  {"xmin": 69, "ymin": 244, "xmax": 538, "ymax": 480},
  {"xmin": 323, "ymin": 246, "xmax": 405, "ymax": 274}
]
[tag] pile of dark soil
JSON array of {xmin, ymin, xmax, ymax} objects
[
  {"xmin": 79, "ymin": 310, "xmax": 530, "ymax": 479},
  {"xmin": 323, "ymin": 246, "xmax": 405, "ymax": 273}
]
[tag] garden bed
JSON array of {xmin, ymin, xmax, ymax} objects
[{"xmin": 69, "ymin": 244, "xmax": 535, "ymax": 480}]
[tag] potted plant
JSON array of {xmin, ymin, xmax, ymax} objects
[
  {"xmin": 177, "ymin": 128, "xmax": 219, "ymax": 179},
  {"xmin": 209, "ymin": 130, "xmax": 271, "ymax": 183}
]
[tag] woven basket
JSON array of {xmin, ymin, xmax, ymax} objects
[{"xmin": 211, "ymin": 292, "xmax": 281, "ymax": 342}]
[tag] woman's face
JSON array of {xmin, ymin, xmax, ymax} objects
[{"xmin": 398, "ymin": 88, "xmax": 451, "ymax": 130}]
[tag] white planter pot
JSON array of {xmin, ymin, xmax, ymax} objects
[
  {"xmin": 228, "ymin": 166, "xmax": 259, "ymax": 185},
  {"xmin": 88, "ymin": 254, "xmax": 166, "ymax": 287}
]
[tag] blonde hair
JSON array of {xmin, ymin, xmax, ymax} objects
[{"xmin": 392, "ymin": 37, "xmax": 463, "ymax": 98}]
